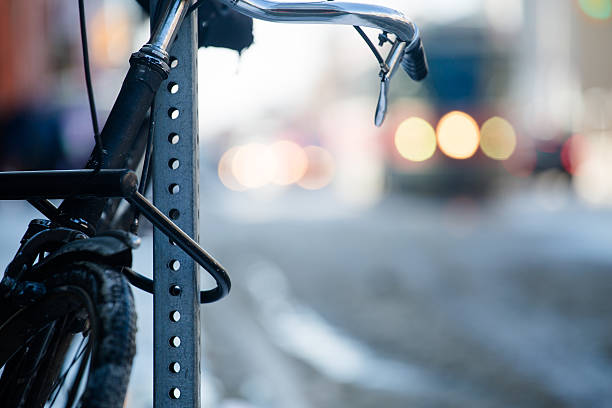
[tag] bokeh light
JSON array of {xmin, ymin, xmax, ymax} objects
[
  {"xmin": 561, "ymin": 134, "xmax": 587, "ymax": 174},
  {"xmin": 394, "ymin": 117, "xmax": 437, "ymax": 162},
  {"xmin": 479, "ymin": 117, "xmax": 517, "ymax": 160},
  {"xmin": 218, "ymin": 146, "xmax": 247, "ymax": 191},
  {"xmin": 219, "ymin": 141, "xmax": 329, "ymax": 191},
  {"xmin": 573, "ymin": 134, "xmax": 612, "ymax": 206},
  {"xmin": 90, "ymin": 4, "xmax": 132, "ymax": 67},
  {"xmin": 232, "ymin": 143, "xmax": 277, "ymax": 189},
  {"xmin": 578, "ymin": 0, "xmax": 612, "ymax": 20},
  {"xmin": 436, "ymin": 111, "xmax": 480, "ymax": 160},
  {"xmin": 298, "ymin": 146, "xmax": 335, "ymax": 190},
  {"xmin": 269, "ymin": 140, "xmax": 308, "ymax": 186}
]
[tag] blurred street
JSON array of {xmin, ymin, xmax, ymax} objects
[
  {"xmin": 4, "ymin": 180, "xmax": 610, "ymax": 408},
  {"xmin": 1, "ymin": 0, "xmax": 612, "ymax": 407},
  {"xmin": 195, "ymin": 187, "xmax": 612, "ymax": 408}
]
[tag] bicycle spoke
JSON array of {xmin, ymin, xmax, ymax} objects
[{"xmin": 47, "ymin": 333, "xmax": 89, "ymax": 407}]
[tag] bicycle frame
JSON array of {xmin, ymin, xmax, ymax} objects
[
  {"xmin": 0, "ymin": 0, "xmax": 428, "ymax": 405},
  {"xmin": 0, "ymin": 0, "xmax": 427, "ymax": 301}
]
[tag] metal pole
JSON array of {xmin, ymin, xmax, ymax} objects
[{"xmin": 150, "ymin": 1, "xmax": 201, "ymax": 406}]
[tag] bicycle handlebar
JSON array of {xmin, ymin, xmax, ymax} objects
[
  {"xmin": 217, "ymin": 0, "xmax": 428, "ymax": 125},
  {"xmin": 216, "ymin": 0, "xmax": 426, "ymax": 77},
  {"xmin": 402, "ymin": 36, "xmax": 428, "ymax": 81},
  {"xmin": 57, "ymin": 0, "xmax": 429, "ymax": 304},
  {"xmin": 216, "ymin": 0, "xmax": 417, "ymax": 41}
]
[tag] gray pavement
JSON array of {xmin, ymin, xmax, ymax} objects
[
  {"xmin": 194, "ymin": 188, "xmax": 612, "ymax": 408},
  {"xmin": 2, "ymin": 186, "xmax": 612, "ymax": 407}
]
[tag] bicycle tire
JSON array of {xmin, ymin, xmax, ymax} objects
[{"xmin": 0, "ymin": 261, "xmax": 137, "ymax": 408}]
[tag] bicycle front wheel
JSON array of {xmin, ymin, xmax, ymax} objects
[{"xmin": 0, "ymin": 262, "xmax": 137, "ymax": 408}]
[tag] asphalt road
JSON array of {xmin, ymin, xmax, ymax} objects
[{"xmin": 3, "ymin": 187, "xmax": 612, "ymax": 408}]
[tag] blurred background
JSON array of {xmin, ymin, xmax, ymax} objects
[{"xmin": 1, "ymin": 0, "xmax": 612, "ymax": 406}]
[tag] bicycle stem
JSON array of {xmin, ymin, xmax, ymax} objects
[{"xmin": 149, "ymin": 0, "xmax": 191, "ymax": 55}]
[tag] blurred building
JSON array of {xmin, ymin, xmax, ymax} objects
[
  {"xmin": 0, "ymin": 0, "xmax": 144, "ymax": 171},
  {"xmin": 0, "ymin": 1, "xmax": 62, "ymax": 170},
  {"xmin": 0, "ymin": 1, "xmax": 51, "ymax": 113}
]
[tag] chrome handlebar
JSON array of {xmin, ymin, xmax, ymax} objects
[
  {"xmin": 215, "ymin": 0, "xmax": 419, "ymax": 44},
  {"xmin": 216, "ymin": 0, "xmax": 428, "ymax": 126}
]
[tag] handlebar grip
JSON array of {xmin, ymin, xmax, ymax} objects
[{"xmin": 402, "ymin": 37, "xmax": 429, "ymax": 81}]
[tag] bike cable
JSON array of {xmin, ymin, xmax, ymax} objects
[
  {"xmin": 187, "ymin": 0, "xmax": 206, "ymax": 15},
  {"xmin": 78, "ymin": 0, "xmax": 104, "ymax": 172},
  {"xmin": 128, "ymin": 100, "xmax": 155, "ymax": 234},
  {"xmin": 353, "ymin": 26, "xmax": 388, "ymax": 71}
]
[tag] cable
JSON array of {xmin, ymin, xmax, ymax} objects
[
  {"xmin": 127, "ymin": 101, "xmax": 155, "ymax": 234},
  {"xmin": 139, "ymin": 104, "xmax": 155, "ymax": 195},
  {"xmin": 187, "ymin": 0, "xmax": 207, "ymax": 15},
  {"xmin": 27, "ymin": 199, "xmax": 62, "ymax": 224},
  {"xmin": 353, "ymin": 26, "xmax": 387, "ymax": 70},
  {"xmin": 78, "ymin": 0, "xmax": 104, "ymax": 172}
]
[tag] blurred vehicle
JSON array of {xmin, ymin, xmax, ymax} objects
[{"xmin": 384, "ymin": 25, "xmax": 514, "ymax": 197}]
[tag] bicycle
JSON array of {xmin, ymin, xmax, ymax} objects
[{"xmin": 0, "ymin": 0, "xmax": 428, "ymax": 406}]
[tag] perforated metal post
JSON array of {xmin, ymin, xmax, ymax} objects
[{"xmin": 150, "ymin": 1, "xmax": 201, "ymax": 406}]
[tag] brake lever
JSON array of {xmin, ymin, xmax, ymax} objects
[
  {"xmin": 214, "ymin": 0, "xmax": 429, "ymax": 125},
  {"xmin": 375, "ymin": 77, "xmax": 389, "ymax": 127},
  {"xmin": 374, "ymin": 39, "xmax": 406, "ymax": 127}
]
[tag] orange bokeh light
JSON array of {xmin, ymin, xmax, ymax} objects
[
  {"xmin": 269, "ymin": 140, "xmax": 308, "ymax": 185},
  {"xmin": 218, "ymin": 146, "xmax": 247, "ymax": 191}
]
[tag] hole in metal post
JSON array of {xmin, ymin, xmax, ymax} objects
[
  {"xmin": 168, "ymin": 158, "xmax": 180, "ymax": 170},
  {"xmin": 169, "ymin": 209, "xmax": 180, "ymax": 220},
  {"xmin": 168, "ymin": 133, "xmax": 179, "ymax": 144},
  {"xmin": 169, "ymin": 362, "xmax": 181, "ymax": 373},
  {"xmin": 168, "ymin": 108, "xmax": 179, "ymax": 119},
  {"xmin": 169, "ymin": 387, "xmax": 181, "ymax": 399},
  {"xmin": 168, "ymin": 82, "xmax": 179, "ymax": 94},
  {"xmin": 168, "ymin": 259, "xmax": 180, "ymax": 271},
  {"xmin": 169, "ymin": 183, "xmax": 180, "ymax": 194},
  {"xmin": 170, "ymin": 336, "xmax": 181, "ymax": 348},
  {"xmin": 170, "ymin": 310, "xmax": 181, "ymax": 322},
  {"xmin": 169, "ymin": 57, "xmax": 178, "ymax": 68},
  {"xmin": 169, "ymin": 285, "xmax": 181, "ymax": 296}
]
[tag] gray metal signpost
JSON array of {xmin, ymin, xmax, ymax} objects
[{"xmin": 150, "ymin": 1, "xmax": 201, "ymax": 406}]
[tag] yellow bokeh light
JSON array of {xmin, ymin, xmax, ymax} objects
[
  {"xmin": 480, "ymin": 117, "xmax": 517, "ymax": 160},
  {"xmin": 298, "ymin": 146, "xmax": 335, "ymax": 190},
  {"xmin": 394, "ymin": 117, "xmax": 437, "ymax": 162},
  {"xmin": 269, "ymin": 140, "xmax": 308, "ymax": 185},
  {"xmin": 436, "ymin": 111, "xmax": 480, "ymax": 160}
]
